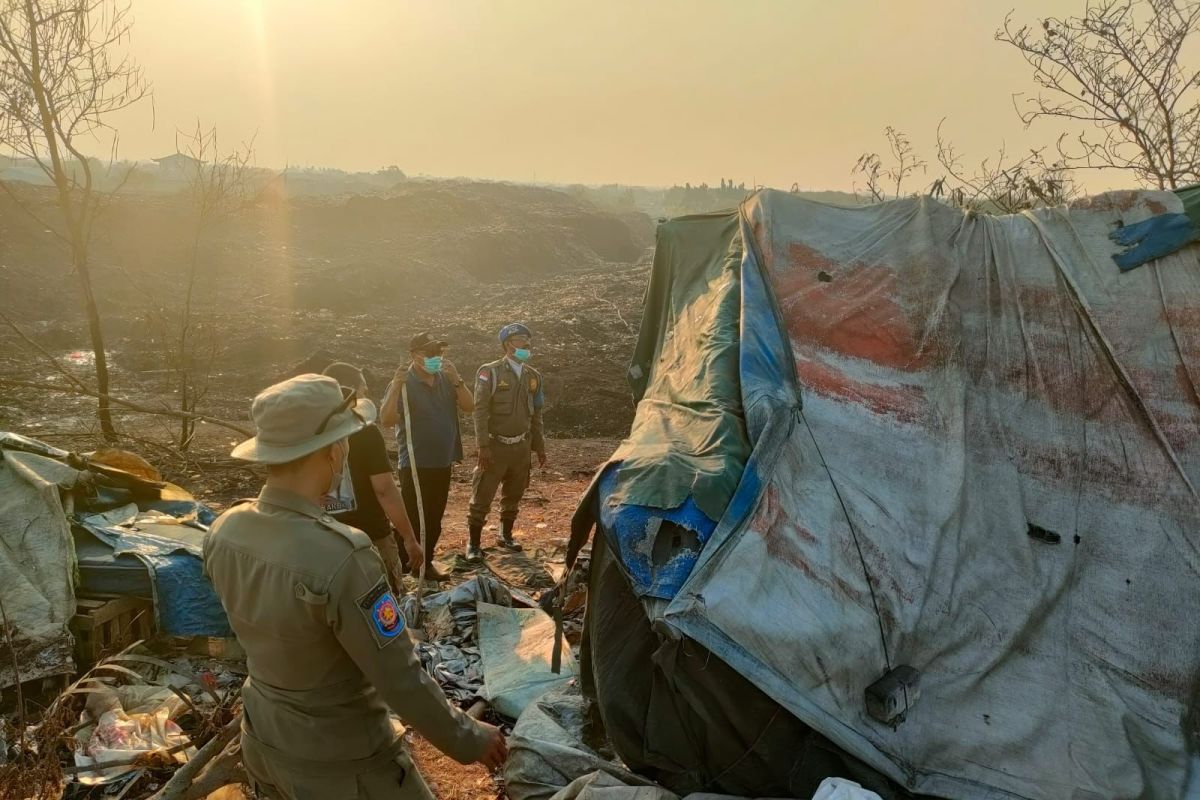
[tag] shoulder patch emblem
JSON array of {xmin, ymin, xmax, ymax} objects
[
  {"xmin": 477, "ymin": 370, "xmax": 490, "ymax": 382},
  {"xmin": 529, "ymin": 376, "xmax": 539, "ymax": 392},
  {"xmin": 356, "ymin": 577, "xmax": 405, "ymax": 648}
]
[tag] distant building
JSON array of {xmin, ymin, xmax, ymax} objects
[{"xmin": 152, "ymin": 152, "xmax": 203, "ymax": 176}]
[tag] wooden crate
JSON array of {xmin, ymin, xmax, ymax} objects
[{"xmin": 71, "ymin": 593, "xmax": 155, "ymax": 666}]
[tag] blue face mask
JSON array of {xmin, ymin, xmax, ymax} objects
[
  {"xmin": 423, "ymin": 356, "xmax": 443, "ymax": 373},
  {"xmin": 513, "ymin": 348, "xmax": 531, "ymax": 362}
]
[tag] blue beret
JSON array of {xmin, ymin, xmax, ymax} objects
[{"xmin": 498, "ymin": 323, "xmax": 532, "ymax": 343}]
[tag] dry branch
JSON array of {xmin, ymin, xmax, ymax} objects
[
  {"xmin": 61, "ymin": 741, "xmax": 193, "ymax": 776},
  {"xmin": 0, "ymin": 309, "xmax": 93, "ymax": 394},
  {"xmin": 175, "ymin": 739, "xmax": 245, "ymax": 800},
  {"xmin": 853, "ymin": 127, "xmax": 926, "ymax": 202},
  {"xmin": 146, "ymin": 712, "xmax": 242, "ymax": 800},
  {"xmin": 589, "ymin": 289, "xmax": 632, "ymax": 332}
]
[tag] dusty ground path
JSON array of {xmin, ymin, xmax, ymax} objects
[
  {"xmin": 428, "ymin": 437, "xmax": 617, "ymax": 560},
  {"xmin": 400, "ymin": 437, "xmax": 618, "ymax": 800}
]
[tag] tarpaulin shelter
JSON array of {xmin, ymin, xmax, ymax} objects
[
  {"xmin": 0, "ymin": 432, "xmax": 231, "ymax": 688},
  {"xmin": 569, "ymin": 190, "xmax": 1200, "ymax": 799}
]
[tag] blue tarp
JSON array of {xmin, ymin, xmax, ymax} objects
[
  {"xmin": 77, "ymin": 508, "xmax": 231, "ymax": 638},
  {"xmin": 596, "ymin": 465, "xmax": 715, "ymax": 600}
]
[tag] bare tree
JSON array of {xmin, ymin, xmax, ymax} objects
[
  {"xmin": 148, "ymin": 123, "xmax": 256, "ymax": 450},
  {"xmin": 999, "ymin": 0, "xmax": 1200, "ymax": 189},
  {"xmin": 853, "ymin": 127, "xmax": 927, "ymax": 202},
  {"xmin": 0, "ymin": 0, "xmax": 150, "ymax": 440},
  {"xmin": 932, "ymin": 120, "xmax": 1079, "ymax": 213}
]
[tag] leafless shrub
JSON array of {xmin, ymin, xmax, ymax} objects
[
  {"xmin": 0, "ymin": 0, "xmax": 151, "ymax": 440},
  {"xmin": 932, "ymin": 120, "xmax": 1079, "ymax": 213},
  {"xmin": 853, "ymin": 127, "xmax": 927, "ymax": 202},
  {"xmin": 142, "ymin": 123, "xmax": 257, "ymax": 449},
  {"xmin": 852, "ymin": 121, "xmax": 1080, "ymax": 214}
]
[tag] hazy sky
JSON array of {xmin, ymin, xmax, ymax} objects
[{"xmin": 108, "ymin": 0, "xmax": 1094, "ymax": 191}]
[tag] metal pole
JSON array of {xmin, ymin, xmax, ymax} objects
[
  {"xmin": 551, "ymin": 575, "xmax": 566, "ymax": 674},
  {"xmin": 401, "ymin": 381, "xmax": 428, "ymax": 625}
]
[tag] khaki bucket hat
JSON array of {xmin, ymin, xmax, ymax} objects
[{"xmin": 231, "ymin": 374, "xmax": 376, "ymax": 464}]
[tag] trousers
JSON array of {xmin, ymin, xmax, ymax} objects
[
  {"xmin": 398, "ymin": 466, "xmax": 452, "ymax": 570},
  {"xmin": 467, "ymin": 438, "xmax": 531, "ymax": 533}
]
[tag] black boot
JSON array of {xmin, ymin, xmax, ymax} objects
[
  {"xmin": 466, "ymin": 524, "xmax": 484, "ymax": 562},
  {"xmin": 499, "ymin": 521, "xmax": 523, "ymax": 552}
]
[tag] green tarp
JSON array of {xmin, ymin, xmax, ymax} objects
[{"xmin": 607, "ymin": 213, "xmax": 750, "ymax": 521}]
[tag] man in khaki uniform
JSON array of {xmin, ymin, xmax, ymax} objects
[
  {"xmin": 204, "ymin": 374, "xmax": 506, "ymax": 799},
  {"xmin": 466, "ymin": 323, "xmax": 545, "ymax": 561}
]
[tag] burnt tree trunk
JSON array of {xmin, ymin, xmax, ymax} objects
[{"xmin": 75, "ymin": 251, "xmax": 117, "ymax": 440}]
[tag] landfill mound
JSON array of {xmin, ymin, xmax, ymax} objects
[{"xmin": 0, "ymin": 179, "xmax": 653, "ymax": 438}]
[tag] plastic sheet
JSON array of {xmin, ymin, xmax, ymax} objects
[
  {"xmin": 398, "ymin": 575, "xmax": 514, "ymax": 704},
  {"xmin": 0, "ymin": 443, "xmax": 79, "ymax": 687},
  {"xmin": 72, "ymin": 685, "xmax": 194, "ymax": 785},
  {"xmin": 506, "ymin": 685, "xmax": 647, "ymax": 800},
  {"xmin": 574, "ymin": 190, "xmax": 1200, "ymax": 799},
  {"xmin": 78, "ymin": 510, "xmax": 231, "ymax": 638},
  {"xmin": 477, "ymin": 603, "xmax": 577, "ymax": 719}
]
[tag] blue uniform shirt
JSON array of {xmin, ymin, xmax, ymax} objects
[{"xmin": 395, "ymin": 369, "xmax": 463, "ymax": 469}]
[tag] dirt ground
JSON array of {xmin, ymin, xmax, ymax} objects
[{"xmin": 382, "ymin": 439, "xmax": 622, "ymax": 799}]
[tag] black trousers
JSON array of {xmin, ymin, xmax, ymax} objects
[{"xmin": 398, "ymin": 466, "xmax": 452, "ymax": 570}]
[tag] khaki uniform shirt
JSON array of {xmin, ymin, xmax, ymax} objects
[
  {"xmin": 473, "ymin": 358, "xmax": 545, "ymax": 453},
  {"xmin": 203, "ymin": 486, "xmax": 488, "ymax": 773}
]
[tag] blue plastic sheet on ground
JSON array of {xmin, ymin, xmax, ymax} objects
[{"xmin": 77, "ymin": 515, "xmax": 231, "ymax": 638}]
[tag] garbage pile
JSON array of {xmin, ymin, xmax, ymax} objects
[
  {"xmin": 400, "ymin": 576, "xmax": 511, "ymax": 705},
  {"xmin": 398, "ymin": 575, "xmax": 578, "ymax": 718},
  {"xmin": 0, "ymin": 431, "xmax": 232, "ymax": 694},
  {"xmin": 0, "ymin": 641, "xmax": 245, "ymax": 800},
  {"xmin": 505, "ymin": 685, "xmax": 885, "ymax": 800},
  {"xmin": 0, "ymin": 432, "xmax": 243, "ymax": 800}
]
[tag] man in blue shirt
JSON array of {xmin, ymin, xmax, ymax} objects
[{"xmin": 380, "ymin": 333, "xmax": 474, "ymax": 581}]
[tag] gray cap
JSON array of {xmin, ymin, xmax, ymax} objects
[{"xmin": 231, "ymin": 374, "xmax": 376, "ymax": 464}]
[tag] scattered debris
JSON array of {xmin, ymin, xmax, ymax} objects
[
  {"xmin": 1, "ymin": 638, "xmax": 243, "ymax": 800},
  {"xmin": 70, "ymin": 684, "xmax": 194, "ymax": 785},
  {"xmin": 398, "ymin": 576, "xmax": 513, "ymax": 706}
]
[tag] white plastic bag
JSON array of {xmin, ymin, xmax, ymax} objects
[
  {"xmin": 810, "ymin": 777, "xmax": 883, "ymax": 800},
  {"xmin": 72, "ymin": 686, "xmax": 194, "ymax": 784}
]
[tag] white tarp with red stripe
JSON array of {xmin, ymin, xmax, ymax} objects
[{"xmin": 663, "ymin": 190, "xmax": 1200, "ymax": 799}]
